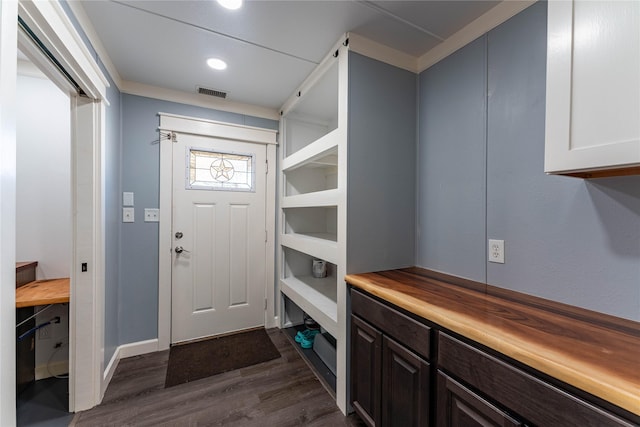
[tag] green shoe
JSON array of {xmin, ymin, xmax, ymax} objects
[
  {"xmin": 295, "ymin": 329, "xmax": 319, "ymax": 343},
  {"xmin": 300, "ymin": 333, "xmax": 318, "ymax": 349}
]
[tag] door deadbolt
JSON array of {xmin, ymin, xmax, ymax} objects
[{"xmin": 175, "ymin": 231, "xmax": 183, "ymax": 239}]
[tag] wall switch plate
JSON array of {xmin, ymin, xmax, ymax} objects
[
  {"xmin": 144, "ymin": 208, "xmax": 159, "ymax": 222},
  {"xmin": 123, "ymin": 192, "xmax": 134, "ymax": 206},
  {"xmin": 123, "ymin": 207, "xmax": 134, "ymax": 223},
  {"xmin": 489, "ymin": 239, "xmax": 505, "ymax": 263}
]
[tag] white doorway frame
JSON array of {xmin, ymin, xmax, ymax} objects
[
  {"xmin": 1, "ymin": 0, "xmax": 109, "ymax": 419},
  {"xmin": 157, "ymin": 113, "xmax": 278, "ymax": 350}
]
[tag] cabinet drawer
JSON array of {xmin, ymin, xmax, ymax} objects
[
  {"xmin": 437, "ymin": 371, "xmax": 522, "ymax": 427},
  {"xmin": 352, "ymin": 289, "xmax": 431, "ymax": 360},
  {"xmin": 438, "ymin": 332, "xmax": 636, "ymax": 427}
]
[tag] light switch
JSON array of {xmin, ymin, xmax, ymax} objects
[
  {"xmin": 123, "ymin": 207, "xmax": 134, "ymax": 223},
  {"xmin": 123, "ymin": 192, "xmax": 134, "ymax": 206},
  {"xmin": 144, "ymin": 208, "xmax": 160, "ymax": 222}
]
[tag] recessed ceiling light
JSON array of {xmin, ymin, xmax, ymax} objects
[
  {"xmin": 207, "ymin": 58, "xmax": 227, "ymax": 71},
  {"xmin": 217, "ymin": 0, "xmax": 242, "ymax": 10}
]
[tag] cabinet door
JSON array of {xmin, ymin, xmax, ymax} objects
[
  {"xmin": 437, "ymin": 372, "xmax": 522, "ymax": 427},
  {"xmin": 351, "ymin": 315, "xmax": 382, "ymax": 427},
  {"xmin": 545, "ymin": 0, "xmax": 640, "ymax": 175},
  {"xmin": 382, "ymin": 337, "xmax": 430, "ymax": 427}
]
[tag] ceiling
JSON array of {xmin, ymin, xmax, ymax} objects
[{"xmin": 79, "ymin": 0, "xmax": 500, "ymax": 112}]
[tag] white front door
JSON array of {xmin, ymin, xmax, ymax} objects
[{"xmin": 171, "ymin": 132, "xmax": 267, "ymax": 343}]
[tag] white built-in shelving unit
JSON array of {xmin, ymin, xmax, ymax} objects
[
  {"xmin": 278, "ymin": 35, "xmax": 348, "ymax": 411},
  {"xmin": 278, "ymin": 33, "xmax": 417, "ymax": 414}
]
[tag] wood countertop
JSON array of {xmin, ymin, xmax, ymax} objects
[
  {"xmin": 15, "ymin": 278, "xmax": 70, "ymax": 308},
  {"xmin": 15, "ymin": 261, "xmax": 38, "ymax": 272},
  {"xmin": 346, "ymin": 268, "xmax": 640, "ymax": 416}
]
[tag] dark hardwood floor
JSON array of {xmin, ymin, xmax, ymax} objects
[{"xmin": 71, "ymin": 329, "xmax": 365, "ymax": 426}]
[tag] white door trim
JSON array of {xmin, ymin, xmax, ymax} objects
[
  {"xmin": 157, "ymin": 113, "xmax": 278, "ymax": 350},
  {"xmin": 6, "ymin": 0, "xmax": 108, "ymax": 415},
  {"xmin": 0, "ymin": 0, "xmax": 19, "ymax": 422}
]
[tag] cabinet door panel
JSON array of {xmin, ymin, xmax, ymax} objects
[
  {"xmin": 351, "ymin": 315, "xmax": 382, "ymax": 427},
  {"xmin": 437, "ymin": 371, "xmax": 522, "ymax": 427},
  {"xmin": 382, "ymin": 337, "xmax": 430, "ymax": 427},
  {"xmin": 545, "ymin": 0, "xmax": 640, "ymax": 174}
]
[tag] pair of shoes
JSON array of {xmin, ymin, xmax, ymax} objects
[
  {"xmin": 300, "ymin": 333, "xmax": 317, "ymax": 349},
  {"xmin": 295, "ymin": 328, "xmax": 319, "ymax": 344}
]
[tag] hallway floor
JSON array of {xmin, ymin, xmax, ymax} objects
[
  {"xmin": 17, "ymin": 377, "xmax": 74, "ymax": 427},
  {"xmin": 71, "ymin": 329, "xmax": 364, "ymax": 426}
]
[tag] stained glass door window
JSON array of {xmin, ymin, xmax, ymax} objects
[{"xmin": 187, "ymin": 148, "xmax": 255, "ymax": 192}]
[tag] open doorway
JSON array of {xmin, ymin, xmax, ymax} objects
[
  {"xmin": 0, "ymin": 1, "xmax": 110, "ymax": 423},
  {"xmin": 14, "ymin": 51, "xmax": 74, "ymax": 427}
]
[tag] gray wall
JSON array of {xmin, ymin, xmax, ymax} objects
[
  {"xmin": 417, "ymin": 2, "xmax": 640, "ymax": 321},
  {"xmin": 417, "ymin": 37, "xmax": 487, "ymax": 282},
  {"xmin": 347, "ymin": 52, "xmax": 416, "ymax": 274},
  {"xmin": 119, "ymin": 94, "xmax": 278, "ymax": 344}
]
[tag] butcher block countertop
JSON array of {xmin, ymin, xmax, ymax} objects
[
  {"xmin": 346, "ymin": 267, "xmax": 640, "ymax": 416},
  {"xmin": 15, "ymin": 278, "xmax": 70, "ymax": 308}
]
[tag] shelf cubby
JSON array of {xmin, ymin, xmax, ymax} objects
[
  {"xmin": 282, "ymin": 189, "xmax": 339, "ymax": 209},
  {"xmin": 283, "ymin": 206, "xmax": 337, "ymax": 239},
  {"xmin": 283, "ymin": 144, "xmax": 338, "ymax": 198},
  {"xmin": 281, "ymin": 248, "xmax": 338, "ymax": 337},
  {"xmin": 283, "ymin": 60, "xmax": 338, "ymax": 157}
]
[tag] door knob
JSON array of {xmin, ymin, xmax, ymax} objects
[{"xmin": 175, "ymin": 246, "xmax": 190, "ymax": 254}]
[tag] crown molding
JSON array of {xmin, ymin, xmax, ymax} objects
[
  {"xmin": 417, "ymin": 0, "xmax": 537, "ymax": 72},
  {"xmin": 348, "ymin": 33, "xmax": 419, "ymax": 74},
  {"xmin": 121, "ymin": 80, "xmax": 280, "ymax": 121}
]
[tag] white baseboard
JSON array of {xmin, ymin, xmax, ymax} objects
[
  {"xmin": 102, "ymin": 339, "xmax": 159, "ymax": 398},
  {"xmin": 35, "ymin": 361, "xmax": 69, "ymax": 380},
  {"xmin": 118, "ymin": 339, "xmax": 159, "ymax": 359},
  {"xmin": 102, "ymin": 347, "xmax": 120, "ymax": 388}
]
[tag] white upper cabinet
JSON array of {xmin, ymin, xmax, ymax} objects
[{"xmin": 545, "ymin": 0, "xmax": 640, "ymax": 177}]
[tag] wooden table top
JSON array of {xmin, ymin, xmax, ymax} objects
[
  {"xmin": 15, "ymin": 261, "xmax": 37, "ymax": 272},
  {"xmin": 346, "ymin": 268, "xmax": 640, "ymax": 416},
  {"xmin": 15, "ymin": 278, "xmax": 70, "ymax": 308}
]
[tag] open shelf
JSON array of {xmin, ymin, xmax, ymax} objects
[
  {"xmin": 281, "ymin": 247, "xmax": 338, "ymax": 336},
  {"xmin": 283, "ymin": 326, "xmax": 336, "ymax": 396},
  {"xmin": 282, "ymin": 189, "xmax": 339, "ymax": 208},
  {"xmin": 280, "ymin": 234, "xmax": 338, "ymax": 264},
  {"xmin": 280, "ymin": 277, "xmax": 337, "ymax": 337},
  {"xmin": 283, "ymin": 141, "xmax": 338, "ymax": 198},
  {"xmin": 282, "ymin": 131, "xmax": 339, "ymax": 172},
  {"xmin": 283, "ymin": 60, "xmax": 339, "ymax": 157},
  {"xmin": 284, "ymin": 206, "xmax": 336, "ymax": 236}
]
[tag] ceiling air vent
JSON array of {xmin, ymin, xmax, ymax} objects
[{"xmin": 197, "ymin": 86, "xmax": 227, "ymax": 99}]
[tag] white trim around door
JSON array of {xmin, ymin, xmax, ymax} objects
[
  {"xmin": 0, "ymin": 0, "xmax": 19, "ymax": 422},
  {"xmin": 8, "ymin": 0, "xmax": 108, "ymax": 415},
  {"xmin": 157, "ymin": 113, "xmax": 278, "ymax": 350}
]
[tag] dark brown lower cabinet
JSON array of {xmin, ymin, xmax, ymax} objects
[
  {"xmin": 351, "ymin": 314, "xmax": 430, "ymax": 427},
  {"xmin": 382, "ymin": 337, "xmax": 430, "ymax": 427},
  {"xmin": 437, "ymin": 371, "xmax": 522, "ymax": 427},
  {"xmin": 349, "ymin": 287, "xmax": 640, "ymax": 427},
  {"xmin": 351, "ymin": 315, "xmax": 382, "ymax": 427}
]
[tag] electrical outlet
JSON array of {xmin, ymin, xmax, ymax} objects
[
  {"xmin": 144, "ymin": 208, "xmax": 159, "ymax": 222},
  {"xmin": 488, "ymin": 239, "xmax": 505, "ymax": 264},
  {"xmin": 39, "ymin": 324, "xmax": 51, "ymax": 340}
]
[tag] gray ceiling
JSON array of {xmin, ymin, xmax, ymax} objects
[{"xmin": 80, "ymin": 0, "xmax": 500, "ymax": 111}]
